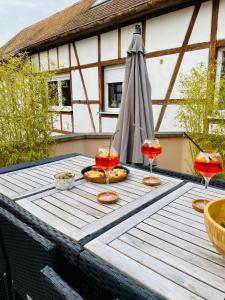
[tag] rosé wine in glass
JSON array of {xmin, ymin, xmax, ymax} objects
[
  {"xmin": 141, "ymin": 138, "xmax": 162, "ymax": 174},
  {"xmin": 95, "ymin": 152, "xmax": 120, "ymax": 172},
  {"xmin": 194, "ymin": 151, "xmax": 223, "ymax": 199},
  {"xmin": 95, "ymin": 147, "xmax": 120, "ymax": 203}
]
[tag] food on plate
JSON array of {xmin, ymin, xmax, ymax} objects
[
  {"xmin": 84, "ymin": 166, "xmax": 128, "ymax": 183},
  {"xmin": 55, "ymin": 172, "xmax": 74, "ymax": 180}
]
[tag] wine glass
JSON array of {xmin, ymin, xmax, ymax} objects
[
  {"xmin": 194, "ymin": 151, "xmax": 223, "ymax": 199},
  {"xmin": 141, "ymin": 138, "xmax": 162, "ymax": 174},
  {"xmin": 95, "ymin": 146, "xmax": 120, "ymax": 203}
]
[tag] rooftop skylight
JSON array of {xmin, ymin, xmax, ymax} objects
[{"xmin": 91, "ymin": 0, "xmax": 110, "ymax": 8}]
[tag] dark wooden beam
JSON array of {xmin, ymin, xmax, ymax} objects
[
  {"xmin": 142, "ymin": 20, "xmax": 146, "ymax": 46},
  {"xmin": 74, "ymin": 62, "xmax": 99, "ymax": 70},
  {"xmin": 216, "ymin": 39, "xmax": 225, "ymax": 47},
  {"xmin": 72, "ymin": 100, "xmax": 100, "ymax": 104},
  {"xmin": 101, "ymin": 58, "xmax": 126, "ymax": 66},
  {"xmin": 118, "ymin": 28, "xmax": 122, "ymax": 59},
  {"xmin": 209, "ymin": 0, "xmax": 219, "ymax": 74}
]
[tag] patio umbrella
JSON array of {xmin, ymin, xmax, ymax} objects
[{"xmin": 113, "ymin": 24, "xmax": 154, "ymax": 165}]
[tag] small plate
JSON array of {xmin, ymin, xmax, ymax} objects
[
  {"xmin": 97, "ymin": 192, "xmax": 119, "ymax": 204},
  {"xmin": 142, "ymin": 176, "xmax": 161, "ymax": 187},
  {"xmin": 192, "ymin": 199, "xmax": 210, "ymax": 213}
]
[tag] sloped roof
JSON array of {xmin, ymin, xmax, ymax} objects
[{"xmin": 2, "ymin": 0, "xmax": 187, "ymax": 54}]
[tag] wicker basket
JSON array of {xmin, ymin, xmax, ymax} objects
[
  {"xmin": 204, "ymin": 198, "xmax": 225, "ymax": 258},
  {"xmin": 84, "ymin": 171, "xmax": 128, "ymax": 184}
]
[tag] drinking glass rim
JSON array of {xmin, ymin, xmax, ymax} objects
[
  {"xmin": 198, "ymin": 151, "xmax": 221, "ymax": 156},
  {"xmin": 96, "ymin": 146, "xmax": 118, "ymax": 155},
  {"xmin": 143, "ymin": 138, "xmax": 160, "ymax": 143}
]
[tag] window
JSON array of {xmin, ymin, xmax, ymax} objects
[
  {"xmin": 91, "ymin": 0, "xmax": 110, "ymax": 8},
  {"xmin": 48, "ymin": 74, "xmax": 71, "ymax": 107},
  {"xmin": 217, "ymin": 48, "xmax": 225, "ymax": 80},
  {"xmin": 61, "ymin": 80, "xmax": 71, "ymax": 106},
  {"xmin": 104, "ymin": 65, "xmax": 125, "ymax": 112},
  {"xmin": 108, "ymin": 83, "xmax": 122, "ymax": 109}
]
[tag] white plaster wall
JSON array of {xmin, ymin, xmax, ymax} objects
[
  {"xmin": 101, "ymin": 30, "xmax": 118, "ymax": 61},
  {"xmin": 71, "ymin": 68, "xmax": 99, "ymax": 100},
  {"xmin": 104, "ymin": 65, "xmax": 125, "ymax": 83},
  {"xmin": 72, "ymin": 70, "xmax": 85, "ymax": 100},
  {"xmin": 189, "ymin": 1, "xmax": 212, "ymax": 44},
  {"xmin": 49, "ymin": 48, "xmax": 58, "ymax": 70},
  {"xmin": 39, "ymin": 51, "xmax": 48, "ymax": 71},
  {"xmin": 172, "ymin": 48, "xmax": 209, "ymax": 98},
  {"xmin": 146, "ymin": 54, "xmax": 178, "ymax": 99},
  {"xmin": 217, "ymin": 0, "xmax": 225, "ymax": 40},
  {"xmin": 145, "ymin": 6, "xmax": 194, "ymax": 52},
  {"xmin": 121, "ymin": 24, "xmax": 137, "ymax": 57},
  {"xmin": 101, "ymin": 118, "xmax": 117, "ymax": 133},
  {"xmin": 83, "ymin": 68, "xmax": 99, "ymax": 100},
  {"xmin": 58, "ymin": 44, "xmax": 69, "ymax": 68},
  {"xmin": 75, "ymin": 36, "xmax": 98, "ymax": 65},
  {"xmin": 30, "ymin": 54, "xmax": 39, "ymax": 72},
  {"xmin": 73, "ymin": 104, "xmax": 90, "ymax": 132},
  {"xmin": 91, "ymin": 104, "xmax": 100, "ymax": 132},
  {"xmin": 70, "ymin": 43, "xmax": 77, "ymax": 67},
  {"xmin": 73, "ymin": 104, "xmax": 99, "ymax": 133},
  {"xmin": 62, "ymin": 114, "xmax": 73, "ymax": 132},
  {"xmin": 160, "ymin": 105, "xmax": 184, "ymax": 132}
]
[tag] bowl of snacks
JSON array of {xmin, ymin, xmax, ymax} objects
[
  {"xmin": 54, "ymin": 172, "xmax": 75, "ymax": 190},
  {"xmin": 204, "ymin": 198, "xmax": 225, "ymax": 258},
  {"xmin": 82, "ymin": 165, "xmax": 129, "ymax": 184}
]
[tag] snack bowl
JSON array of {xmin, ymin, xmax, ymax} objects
[
  {"xmin": 204, "ymin": 198, "xmax": 225, "ymax": 258},
  {"xmin": 81, "ymin": 165, "xmax": 129, "ymax": 184},
  {"xmin": 54, "ymin": 172, "xmax": 75, "ymax": 190}
]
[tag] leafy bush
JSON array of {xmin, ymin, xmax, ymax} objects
[
  {"xmin": 176, "ymin": 63, "xmax": 225, "ymax": 178},
  {"xmin": 0, "ymin": 52, "xmax": 57, "ymax": 167}
]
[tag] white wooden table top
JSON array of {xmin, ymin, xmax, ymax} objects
[
  {"xmin": 85, "ymin": 182, "xmax": 225, "ymax": 300},
  {"xmin": 0, "ymin": 155, "xmax": 94, "ymax": 200},
  {"xmin": 17, "ymin": 166, "xmax": 182, "ymax": 242}
]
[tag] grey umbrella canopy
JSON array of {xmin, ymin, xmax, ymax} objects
[{"xmin": 113, "ymin": 25, "xmax": 154, "ymax": 165}]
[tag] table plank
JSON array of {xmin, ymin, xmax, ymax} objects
[
  {"xmin": 0, "ymin": 155, "xmax": 94, "ymax": 199},
  {"xmin": 17, "ymin": 168, "xmax": 182, "ymax": 242},
  {"xmin": 85, "ymin": 182, "xmax": 225, "ymax": 300}
]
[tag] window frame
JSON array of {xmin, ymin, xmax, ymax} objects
[
  {"xmin": 91, "ymin": 0, "xmax": 110, "ymax": 8},
  {"xmin": 104, "ymin": 65, "xmax": 125, "ymax": 113},
  {"xmin": 48, "ymin": 74, "xmax": 72, "ymax": 111},
  {"xmin": 216, "ymin": 47, "xmax": 225, "ymax": 84},
  {"xmin": 216, "ymin": 48, "xmax": 225, "ymax": 113}
]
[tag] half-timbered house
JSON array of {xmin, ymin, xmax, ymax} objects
[{"xmin": 2, "ymin": 0, "xmax": 225, "ymax": 134}]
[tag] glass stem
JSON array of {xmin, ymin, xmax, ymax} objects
[
  {"xmin": 105, "ymin": 170, "xmax": 110, "ymax": 186},
  {"xmin": 149, "ymin": 159, "xmax": 153, "ymax": 175},
  {"xmin": 204, "ymin": 177, "xmax": 210, "ymax": 199}
]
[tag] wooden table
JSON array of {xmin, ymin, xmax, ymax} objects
[
  {"xmin": 16, "ymin": 164, "xmax": 182, "ymax": 242},
  {"xmin": 0, "ymin": 155, "xmax": 94, "ymax": 200},
  {"xmin": 85, "ymin": 182, "xmax": 225, "ymax": 300}
]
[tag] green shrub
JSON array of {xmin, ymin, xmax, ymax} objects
[
  {"xmin": 0, "ymin": 52, "xmax": 57, "ymax": 167},
  {"xmin": 176, "ymin": 63, "xmax": 225, "ymax": 178}
]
